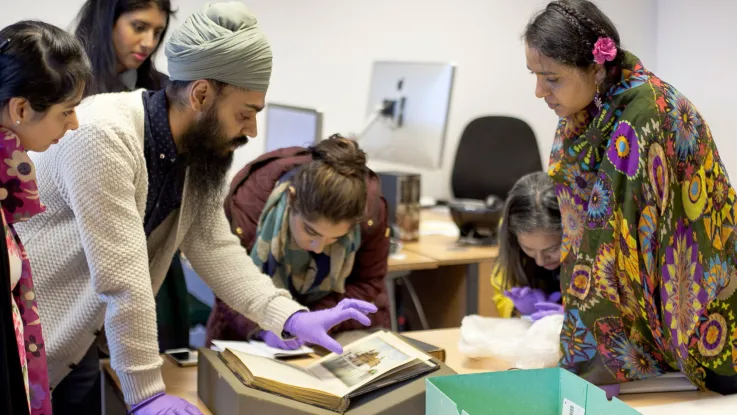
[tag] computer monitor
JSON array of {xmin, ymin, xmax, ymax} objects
[
  {"xmin": 359, "ymin": 61, "xmax": 455, "ymax": 169},
  {"xmin": 264, "ymin": 103, "xmax": 323, "ymax": 152}
]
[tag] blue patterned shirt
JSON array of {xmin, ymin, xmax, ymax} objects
[{"xmin": 141, "ymin": 90, "xmax": 185, "ymax": 236}]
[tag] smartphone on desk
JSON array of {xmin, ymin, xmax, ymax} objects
[{"xmin": 165, "ymin": 348, "xmax": 198, "ymax": 367}]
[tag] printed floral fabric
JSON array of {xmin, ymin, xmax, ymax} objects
[
  {"xmin": 549, "ymin": 53, "xmax": 737, "ymax": 389},
  {"xmin": 0, "ymin": 127, "xmax": 51, "ymax": 414}
]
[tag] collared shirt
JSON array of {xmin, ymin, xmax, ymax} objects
[{"xmin": 141, "ymin": 90, "xmax": 185, "ymax": 236}]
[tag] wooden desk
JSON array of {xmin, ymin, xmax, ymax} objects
[
  {"xmin": 404, "ymin": 328, "xmax": 511, "ymax": 374},
  {"xmin": 389, "ymin": 208, "xmax": 497, "ymax": 271},
  {"xmin": 400, "ymin": 209, "xmax": 498, "ymax": 318},
  {"xmin": 103, "ymin": 328, "xmax": 719, "ymax": 414},
  {"xmin": 387, "ymin": 250, "xmax": 438, "ymax": 273},
  {"xmin": 404, "ymin": 208, "xmax": 499, "ymax": 266},
  {"xmin": 385, "ymin": 251, "xmax": 438, "ymax": 331}
]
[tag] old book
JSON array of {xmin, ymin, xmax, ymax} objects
[
  {"xmin": 211, "ymin": 339, "xmax": 314, "ymax": 359},
  {"xmin": 399, "ymin": 335, "xmax": 445, "ymax": 363},
  {"xmin": 219, "ymin": 331, "xmax": 439, "ymax": 413},
  {"xmin": 331, "ymin": 329, "xmax": 446, "ymax": 363}
]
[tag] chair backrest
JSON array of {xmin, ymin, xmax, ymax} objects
[{"xmin": 451, "ymin": 116, "xmax": 542, "ymax": 200}]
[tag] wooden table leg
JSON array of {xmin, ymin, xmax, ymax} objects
[
  {"xmin": 465, "ymin": 262, "xmax": 479, "ymax": 315},
  {"xmin": 385, "ymin": 272, "xmax": 401, "ymax": 332}
]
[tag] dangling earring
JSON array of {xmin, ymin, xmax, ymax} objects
[{"xmin": 594, "ymin": 84, "xmax": 603, "ymax": 110}]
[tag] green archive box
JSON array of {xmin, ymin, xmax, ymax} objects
[{"xmin": 426, "ymin": 369, "xmax": 641, "ymax": 415}]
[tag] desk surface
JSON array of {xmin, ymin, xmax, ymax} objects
[
  {"xmin": 387, "ymin": 250, "xmax": 438, "ymax": 273},
  {"xmin": 402, "ymin": 237, "xmax": 497, "ymax": 266},
  {"xmin": 102, "ymin": 328, "xmax": 718, "ymax": 414},
  {"xmin": 389, "ymin": 209, "xmax": 499, "ymax": 272},
  {"xmin": 399, "ymin": 208, "xmax": 498, "ymax": 267}
]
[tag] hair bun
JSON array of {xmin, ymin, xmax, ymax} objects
[{"xmin": 309, "ymin": 134, "xmax": 368, "ymax": 179}]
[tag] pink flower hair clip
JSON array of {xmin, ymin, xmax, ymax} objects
[{"xmin": 592, "ymin": 37, "xmax": 617, "ymax": 65}]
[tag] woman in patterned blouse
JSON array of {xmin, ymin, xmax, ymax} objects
[{"xmin": 524, "ymin": 0, "xmax": 737, "ymax": 396}]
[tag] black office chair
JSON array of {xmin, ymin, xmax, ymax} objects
[
  {"xmin": 449, "ymin": 116, "xmax": 543, "ymax": 245},
  {"xmin": 452, "ymin": 116, "xmax": 542, "ymax": 200}
]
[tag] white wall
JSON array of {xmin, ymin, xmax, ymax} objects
[
  {"xmin": 2, "ymin": 0, "xmax": 659, "ymax": 200},
  {"xmin": 0, "ymin": 0, "xmax": 78, "ymax": 30},
  {"xmin": 224, "ymin": 0, "xmax": 659, "ymax": 200},
  {"xmin": 655, "ymin": 0, "xmax": 737, "ymax": 180}
]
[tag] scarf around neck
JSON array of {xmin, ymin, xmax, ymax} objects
[
  {"xmin": 250, "ymin": 180, "xmax": 360, "ymax": 299},
  {"xmin": 0, "ymin": 127, "xmax": 51, "ymax": 414}
]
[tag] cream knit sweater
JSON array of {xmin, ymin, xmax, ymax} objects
[{"xmin": 15, "ymin": 90, "xmax": 305, "ymax": 405}]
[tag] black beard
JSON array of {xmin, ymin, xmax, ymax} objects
[{"xmin": 179, "ymin": 107, "xmax": 244, "ymax": 209}]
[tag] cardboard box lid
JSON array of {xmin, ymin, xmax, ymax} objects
[
  {"xmin": 198, "ymin": 347, "xmax": 457, "ymax": 414},
  {"xmin": 426, "ymin": 368, "xmax": 641, "ymax": 415}
]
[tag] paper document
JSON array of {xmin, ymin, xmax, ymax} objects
[
  {"xmin": 227, "ymin": 331, "xmax": 431, "ymax": 398},
  {"xmin": 419, "ymin": 220, "xmax": 460, "ymax": 237},
  {"xmin": 211, "ymin": 339, "xmax": 313, "ymax": 359}
]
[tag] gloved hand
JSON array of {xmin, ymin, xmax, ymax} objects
[
  {"xmin": 546, "ymin": 291, "xmax": 562, "ymax": 303},
  {"xmin": 260, "ymin": 330, "xmax": 305, "ymax": 350},
  {"xmin": 128, "ymin": 392, "xmax": 202, "ymax": 415},
  {"xmin": 530, "ymin": 302, "xmax": 565, "ymax": 321},
  {"xmin": 284, "ymin": 299, "xmax": 377, "ymax": 354},
  {"xmin": 599, "ymin": 383, "xmax": 620, "ymax": 400},
  {"xmin": 504, "ymin": 287, "xmax": 547, "ymax": 315}
]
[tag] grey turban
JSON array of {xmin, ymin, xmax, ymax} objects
[{"xmin": 165, "ymin": 2, "xmax": 272, "ymax": 92}]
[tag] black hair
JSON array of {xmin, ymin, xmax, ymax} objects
[
  {"xmin": 0, "ymin": 20, "xmax": 92, "ymax": 114},
  {"xmin": 74, "ymin": 0, "xmax": 174, "ymax": 96},
  {"xmin": 524, "ymin": 0, "xmax": 625, "ymax": 88},
  {"xmin": 497, "ymin": 172, "xmax": 561, "ymax": 292}
]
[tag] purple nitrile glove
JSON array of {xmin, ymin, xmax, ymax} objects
[
  {"xmin": 284, "ymin": 299, "xmax": 378, "ymax": 354},
  {"xmin": 547, "ymin": 291, "xmax": 562, "ymax": 303},
  {"xmin": 504, "ymin": 287, "xmax": 547, "ymax": 315},
  {"xmin": 128, "ymin": 392, "xmax": 202, "ymax": 415},
  {"xmin": 599, "ymin": 383, "xmax": 620, "ymax": 400},
  {"xmin": 530, "ymin": 301, "xmax": 565, "ymax": 321},
  {"xmin": 260, "ymin": 330, "xmax": 305, "ymax": 350}
]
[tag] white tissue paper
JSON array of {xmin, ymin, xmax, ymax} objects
[{"xmin": 458, "ymin": 314, "xmax": 564, "ymax": 369}]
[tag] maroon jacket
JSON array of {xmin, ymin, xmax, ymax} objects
[{"xmin": 205, "ymin": 147, "xmax": 391, "ymax": 344}]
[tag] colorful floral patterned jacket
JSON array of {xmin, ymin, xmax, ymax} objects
[{"xmin": 550, "ymin": 52, "xmax": 737, "ymax": 389}]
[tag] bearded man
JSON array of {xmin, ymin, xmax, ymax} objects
[{"xmin": 15, "ymin": 3, "xmax": 375, "ymax": 414}]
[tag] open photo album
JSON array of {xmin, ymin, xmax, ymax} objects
[{"xmin": 219, "ymin": 331, "xmax": 439, "ymax": 412}]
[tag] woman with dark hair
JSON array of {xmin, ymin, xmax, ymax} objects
[
  {"xmin": 0, "ymin": 20, "xmax": 91, "ymax": 415},
  {"xmin": 525, "ymin": 0, "xmax": 737, "ymax": 396},
  {"xmin": 74, "ymin": 0, "xmax": 173, "ymax": 96},
  {"xmin": 491, "ymin": 172, "xmax": 562, "ymax": 320},
  {"xmin": 205, "ymin": 135, "xmax": 391, "ymax": 348},
  {"xmin": 75, "ymin": 0, "xmax": 189, "ymax": 355}
]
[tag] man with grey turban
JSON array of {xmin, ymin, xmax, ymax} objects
[
  {"xmin": 166, "ymin": 1, "xmax": 273, "ymax": 92},
  {"xmin": 15, "ymin": 3, "xmax": 377, "ymax": 414}
]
